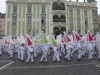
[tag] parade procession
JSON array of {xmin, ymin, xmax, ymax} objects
[{"xmin": 0, "ymin": 30, "xmax": 100, "ymax": 63}]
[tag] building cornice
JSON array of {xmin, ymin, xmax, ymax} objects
[
  {"xmin": 6, "ymin": 1, "xmax": 51, "ymax": 5},
  {"xmin": 67, "ymin": 5, "xmax": 98, "ymax": 9}
]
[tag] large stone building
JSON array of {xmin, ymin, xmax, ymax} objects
[
  {"xmin": 99, "ymin": 15, "xmax": 100, "ymax": 31},
  {"xmin": 5, "ymin": 0, "xmax": 98, "ymax": 36},
  {"xmin": 99, "ymin": 15, "xmax": 100, "ymax": 23},
  {"xmin": 0, "ymin": 12, "xmax": 5, "ymax": 38}
]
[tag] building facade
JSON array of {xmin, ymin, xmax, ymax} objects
[
  {"xmin": 99, "ymin": 15, "xmax": 100, "ymax": 31},
  {"xmin": 0, "ymin": 12, "xmax": 5, "ymax": 38},
  {"xmin": 5, "ymin": 0, "xmax": 98, "ymax": 36}
]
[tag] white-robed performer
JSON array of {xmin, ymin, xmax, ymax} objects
[
  {"xmin": 19, "ymin": 44, "xmax": 25, "ymax": 62},
  {"xmin": 53, "ymin": 45, "xmax": 60, "ymax": 62},
  {"xmin": 65, "ymin": 43, "xmax": 72, "ymax": 61},
  {"xmin": 87, "ymin": 42, "xmax": 93, "ymax": 60},
  {"xmin": 0, "ymin": 45, "xmax": 2, "ymax": 56},
  {"xmin": 40, "ymin": 44, "xmax": 49, "ymax": 63},
  {"xmin": 26, "ymin": 45, "xmax": 34, "ymax": 63},
  {"xmin": 77, "ymin": 41, "xmax": 82, "ymax": 61},
  {"xmin": 9, "ymin": 44, "xmax": 14, "ymax": 59},
  {"xmin": 96, "ymin": 43, "xmax": 100, "ymax": 60}
]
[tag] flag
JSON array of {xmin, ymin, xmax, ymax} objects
[
  {"xmin": 41, "ymin": 34, "xmax": 48, "ymax": 44},
  {"xmin": 34, "ymin": 37, "xmax": 38, "ymax": 44},
  {"xmin": 73, "ymin": 31, "xmax": 81, "ymax": 41},
  {"xmin": 87, "ymin": 31, "xmax": 93, "ymax": 42},
  {"xmin": 69, "ymin": 35, "xmax": 73, "ymax": 45},
  {"xmin": 13, "ymin": 39, "xmax": 17, "ymax": 44},
  {"xmin": 26, "ymin": 35, "xmax": 33, "ymax": 46},
  {"xmin": 65, "ymin": 34, "xmax": 71, "ymax": 43},
  {"xmin": 61, "ymin": 39, "xmax": 64, "ymax": 43},
  {"xmin": 51, "ymin": 35, "xmax": 57, "ymax": 45},
  {"xmin": 4, "ymin": 39, "xmax": 9, "ymax": 44}
]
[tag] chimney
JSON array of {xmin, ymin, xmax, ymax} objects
[
  {"xmin": 70, "ymin": 0, "xmax": 71, "ymax": 1},
  {"xmin": 76, "ymin": 0, "xmax": 78, "ymax": 2},
  {"xmin": 84, "ymin": 0, "xmax": 85, "ymax": 2}
]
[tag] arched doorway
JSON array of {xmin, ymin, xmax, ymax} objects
[
  {"xmin": 60, "ymin": 27, "xmax": 66, "ymax": 36},
  {"xmin": 53, "ymin": 26, "xmax": 60, "ymax": 34},
  {"xmin": 53, "ymin": 26, "xmax": 60, "ymax": 39},
  {"xmin": 53, "ymin": 26, "xmax": 66, "ymax": 39}
]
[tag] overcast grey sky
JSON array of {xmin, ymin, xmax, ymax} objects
[{"xmin": 0, "ymin": 0, "xmax": 100, "ymax": 14}]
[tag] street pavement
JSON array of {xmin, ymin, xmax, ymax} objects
[{"xmin": 0, "ymin": 51, "xmax": 100, "ymax": 75}]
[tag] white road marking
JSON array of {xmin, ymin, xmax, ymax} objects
[
  {"xmin": 0, "ymin": 61, "xmax": 14, "ymax": 71},
  {"xmin": 95, "ymin": 64, "xmax": 100, "ymax": 67},
  {"xmin": 8, "ymin": 63, "xmax": 95, "ymax": 69}
]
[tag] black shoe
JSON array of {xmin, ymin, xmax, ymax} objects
[
  {"xmin": 45, "ymin": 61, "xmax": 48, "ymax": 63},
  {"xmin": 32, "ymin": 62, "xmax": 35, "ymax": 63},
  {"xmin": 22, "ymin": 60, "xmax": 24, "ymax": 62},
  {"xmin": 82, "ymin": 55, "xmax": 85, "ymax": 57},
  {"xmin": 98, "ymin": 58, "xmax": 100, "ymax": 60},
  {"xmin": 64, "ymin": 58, "xmax": 67, "ymax": 60},
  {"xmin": 53, "ymin": 61, "xmax": 56, "ymax": 62},
  {"xmin": 77, "ymin": 58, "xmax": 81, "ymax": 61},
  {"xmin": 10, "ymin": 57, "xmax": 13, "ymax": 59},
  {"xmin": 40, "ymin": 61, "xmax": 43, "ymax": 63},
  {"xmin": 0, "ymin": 54, "xmax": 1, "ymax": 56}
]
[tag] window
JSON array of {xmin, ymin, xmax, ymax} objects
[
  {"xmin": 27, "ymin": 7, "xmax": 31, "ymax": 13},
  {"xmin": 77, "ymin": 19, "xmax": 81, "ymax": 25},
  {"xmin": 27, "ymin": 16, "xmax": 31, "ymax": 24},
  {"xmin": 60, "ymin": 3, "xmax": 65, "ymax": 10},
  {"xmin": 0, "ymin": 30, "xmax": 1, "ymax": 34},
  {"xmin": 84, "ymin": 10, "xmax": 87, "ymax": 15},
  {"xmin": 95, "ymin": 11, "xmax": 97, "ymax": 15},
  {"xmin": 93, "ymin": 19, "xmax": 97, "ymax": 24},
  {"xmin": 52, "ymin": 2, "xmax": 58, "ymax": 10},
  {"xmin": 27, "ymin": 28, "xmax": 31, "ymax": 35},
  {"xmin": 11, "ymin": 28, "xmax": 16, "ymax": 34},
  {"xmin": 78, "ymin": 30, "xmax": 81, "ymax": 34},
  {"xmin": 60, "ymin": 15, "xmax": 66, "ymax": 22},
  {"xmin": 70, "ymin": 19, "xmax": 73, "ymax": 25},
  {"xmin": 2, "ymin": 25, "xmax": 4, "ymax": 29},
  {"xmin": 92, "ymin": 10, "xmax": 97, "ymax": 15},
  {"xmin": 85, "ymin": 20, "xmax": 88, "ymax": 25},
  {"xmin": 92, "ymin": 11, "xmax": 95, "ymax": 15},
  {"xmin": 41, "ymin": 17, "xmax": 46, "ymax": 24},
  {"xmin": 42, "ymin": 29, "xmax": 45, "ymax": 33},
  {"xmin": 77, "ymin": 9, "xmax": 80, "ymax": 15},
  {"xmin": 13, "ymin": 6, "xmax": 17, "ymax": 12},
  {"xmin": 12, "ymin": 16, "xmax": 17, "ymax": 24},
  {"xmin": 69, "ymin": 10, "xmax": 73, "ymax": 15},
  {"xmin": 41, "ymin": 7, "xmax": 46, "ymax": 13}
]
